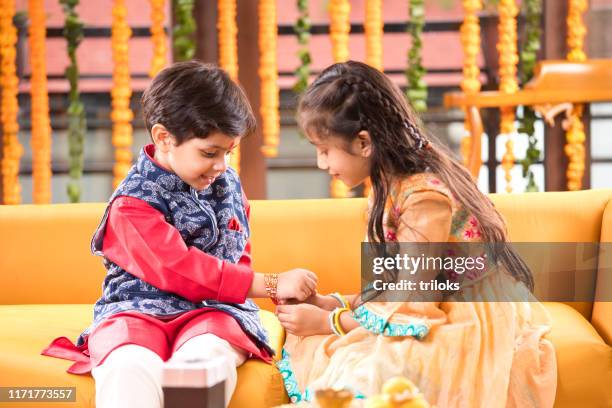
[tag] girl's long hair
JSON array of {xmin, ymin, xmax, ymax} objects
[{"xmin": 297, "ymin": 60, "xmax": 534, "ymax": 291}]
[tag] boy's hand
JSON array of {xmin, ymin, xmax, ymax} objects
[
  {"xmin": 275, "ymin": 304, "xmax": 330, "ymax": 336},
  {"xmin": 276, "ymin": 269, "xmax": 317, "ymax": 302}
]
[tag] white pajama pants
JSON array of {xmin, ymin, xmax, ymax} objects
[{"xmin": 91, "ymin": 333, "xmax": 248, "ymax": 408}]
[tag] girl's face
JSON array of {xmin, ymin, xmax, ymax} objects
[
  {"xmin": 152, "ymin": 124, "xmax": 239, "ymax": 191},
  {"xmin": 308, "ymin": 131, "xmax": 372, "ymax": 189}
]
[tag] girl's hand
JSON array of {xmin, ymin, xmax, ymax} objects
[
  {"xmin": 302, "ymin": 293, "xmax": 341, "ymax": 311},
  {"xmin": 276, "ymin": 269, "xmax": 318, "ymax": 302},
  {"xmin": 275, "ymin": 304, "xmax": 331, "ymax": 336}
]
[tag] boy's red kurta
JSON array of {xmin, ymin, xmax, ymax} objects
[{"xmin": 42, "ymin": 148, "xmax": 272, "ymax": 374}]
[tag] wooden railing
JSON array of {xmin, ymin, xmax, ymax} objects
[{"xmin": 444, "ymin": 59, "xmax": 612, "ymax": 184}]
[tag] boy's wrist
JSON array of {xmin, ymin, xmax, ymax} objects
[{"xmin": 248, "ymin": 273, "xmax": 267, "ymax": 298}]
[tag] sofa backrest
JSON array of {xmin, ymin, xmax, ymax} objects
[
  {"xmin": 491, "ymin": 189, "xmax": 612, "ymax": 319},
  {"xmin": 1, "ymin": 190, "xmax": 610, "ymax": 320},
  {"xmin": 0, "ymin": 203, "xmax": 107, "ymax": 305}
]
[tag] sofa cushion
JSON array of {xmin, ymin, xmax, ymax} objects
[
  {"xmin": 543, "ymin": 302, "xmax": 612, "ymax": 407},
  {"xmin": 0, "ymin": 305, "xmax": 288, "ymax": 408}
]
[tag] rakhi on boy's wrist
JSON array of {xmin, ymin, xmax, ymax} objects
[{"xmin": 264, "ymin": 273, "xmax": 279, "ymax": 304}]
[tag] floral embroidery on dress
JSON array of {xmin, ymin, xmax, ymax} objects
[
  {"xmin": 385, "ymin": 230, "xmax": 397, "ymax": 241},
  {"xmin": 461, "ymin": 215, "xmax": 482, "ymax": 240}
]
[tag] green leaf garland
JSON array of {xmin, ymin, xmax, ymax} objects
[
  {"xmin": 518, "ymin": 0, "xmax": 542, "ymax": 191},
  {"xmin": 406, "ymin": 0, "xmax": 427, "ymax": 112},
  {"xmin": 293, "ymin": 0, "xmax": 311, "ymax": 94},
  {"xmin": 60, "ymin": 0, "xmax": 87, "ymax": 202},
  {"xmin": 173, "ymin": 0, "xmax": 195, "ymax": 61}
]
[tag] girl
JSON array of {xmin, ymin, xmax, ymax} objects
[
  {"xmin": 42, "ymin": 61, "xmax": 317, "ymax": 408},
  {"xmin": 276, "ymin": 61, "xmax": 556, "ymax": 407}
]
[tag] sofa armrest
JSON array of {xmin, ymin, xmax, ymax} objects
[
  {"xmin": 592, "ymin": 199, "xmax": 612, "ymax": 345},
  {"xmin": 258, "ymin": 310, "xmax": 285, "ymax": 359}
]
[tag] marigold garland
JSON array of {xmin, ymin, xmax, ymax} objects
[
  {"xmin": 218, "ymin": 0, "xmax": 238, "ymax": 80},
  {"xmin": 365, "ymin": 0, "xmax": 382, "ymax": 71},
  {"xmin": 565, "ymin": 0, "xmax": 587, "ymax": 190},
  {"xmin": 567, "ymin": 0, "xmax": 587, "ymax": 63},
  {"xmin": 111, "ymin": 0, "xmax": 134, "ymax": 188},
  {"xmin": 497, "ymin": 0, "xmax": 519, "ymax": 193},
  {"xmin": 328, "ymin": 0, "xmax": 351, "ymax": 198},
  {"xmin": 459, "ymin": 0, "xmax": 482, "ymax": 168},
  {"xmin": 61, "ymin": 0, "xmax": 87, "ymax": 202},
  {"xmin": 0, "ymin": 0, "xmax": 23, "ymax": 204},
  {"xmin": 259, "ymin": 0, "xmax": 279, "ymax": 158},
  {"xmin": 149, "ymin": 0, "xmax": 167, "ymax": 78},
  {"xmin": 217, "ymin": 0, "xmax": 240, "ymax": 172},
  {"xmin": 328, "ymin": 0, "xmax": 350, "ymax": 63},
  {"xmin": 28, "ymin": 0, "xmax": 52, "ymax": 204}
]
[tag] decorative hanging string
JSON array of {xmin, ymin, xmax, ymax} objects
[
  {"xmin": 459, "ymin": 0, "xmax": 482, "ymax": 169},
  {"xmin": 564, "ymin": 0, "xmax": 587, "ymax": 191},
  {"xmin": 173, "ymin": 0, "xmax": 195, "ymax": 61},
  {"xmin": 497, "ymin": 0, "xmax": 519, "ymax": 193},
  {"xmin": 328, "ymin": 0, "xmax": 351, "ymax": 198},
  {"xmin": 149, "ymin": 0, "xmax": 168, "ymax": 78},
  {"xmin": 61, "ymin": 0, "xmax": 87, "ymax": 202},
  {"xmin": 0, "ymin": 0, "xmax": 23, "ymax": 204},
  {"xmin": 365, "ymin": 0, "xmax": 382, "ymax": 71},
  {"xmin": 111, "ymin": 0, "xmax": 134, "ymax": 188},
  {"xmin": 293, "ymin": 0, "xmax": 311, "ymax": 94},
  {"xmin": 217, "ymin": 0, "xmax": 240, "ymax": 172},
  {"xmin": 259, "ymin": 0, "xmax": 280, "ymax": 158},
  {"xmin": 406, "ymin": 0, "xmax": 427, "ymax": 113},
  {"xmin": 28, "ymin": 0, "xmax": 52, "ymax": 204}
]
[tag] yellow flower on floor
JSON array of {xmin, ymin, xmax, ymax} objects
[{"xmin": 365, "ymin": 377, "xmax": 431, "ymax": 408}]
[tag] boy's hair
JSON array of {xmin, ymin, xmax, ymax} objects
[
  {"xmin": 298, "ymin": 60, "xmax": 534, "ymax": 292},
  {"xmin": 141, "ymin": 61, "xmax": 256, "ymax": 144}
]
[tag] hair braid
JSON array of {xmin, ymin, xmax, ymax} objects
[{"xmin": 335, "ymin": 74, "xmax": 429, "ymax": 151}]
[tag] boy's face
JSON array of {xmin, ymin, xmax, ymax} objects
[{"xmin": 152, "ymin": 125, "xmax": 240, "ymax": 191}]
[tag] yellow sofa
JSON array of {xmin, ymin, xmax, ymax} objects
[{"xmin": 1, "ymin": 189, "xmax": 611, "ymax": 407}]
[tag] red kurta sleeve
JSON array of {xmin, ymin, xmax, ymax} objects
[{"xmin": 102, "ymin": 195, "xmax": 254, "ymax": 304}]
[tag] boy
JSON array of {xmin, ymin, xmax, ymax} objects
[{"xmin": 43, "ymin": 61, "xmax": 317, "ymax": 408}]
